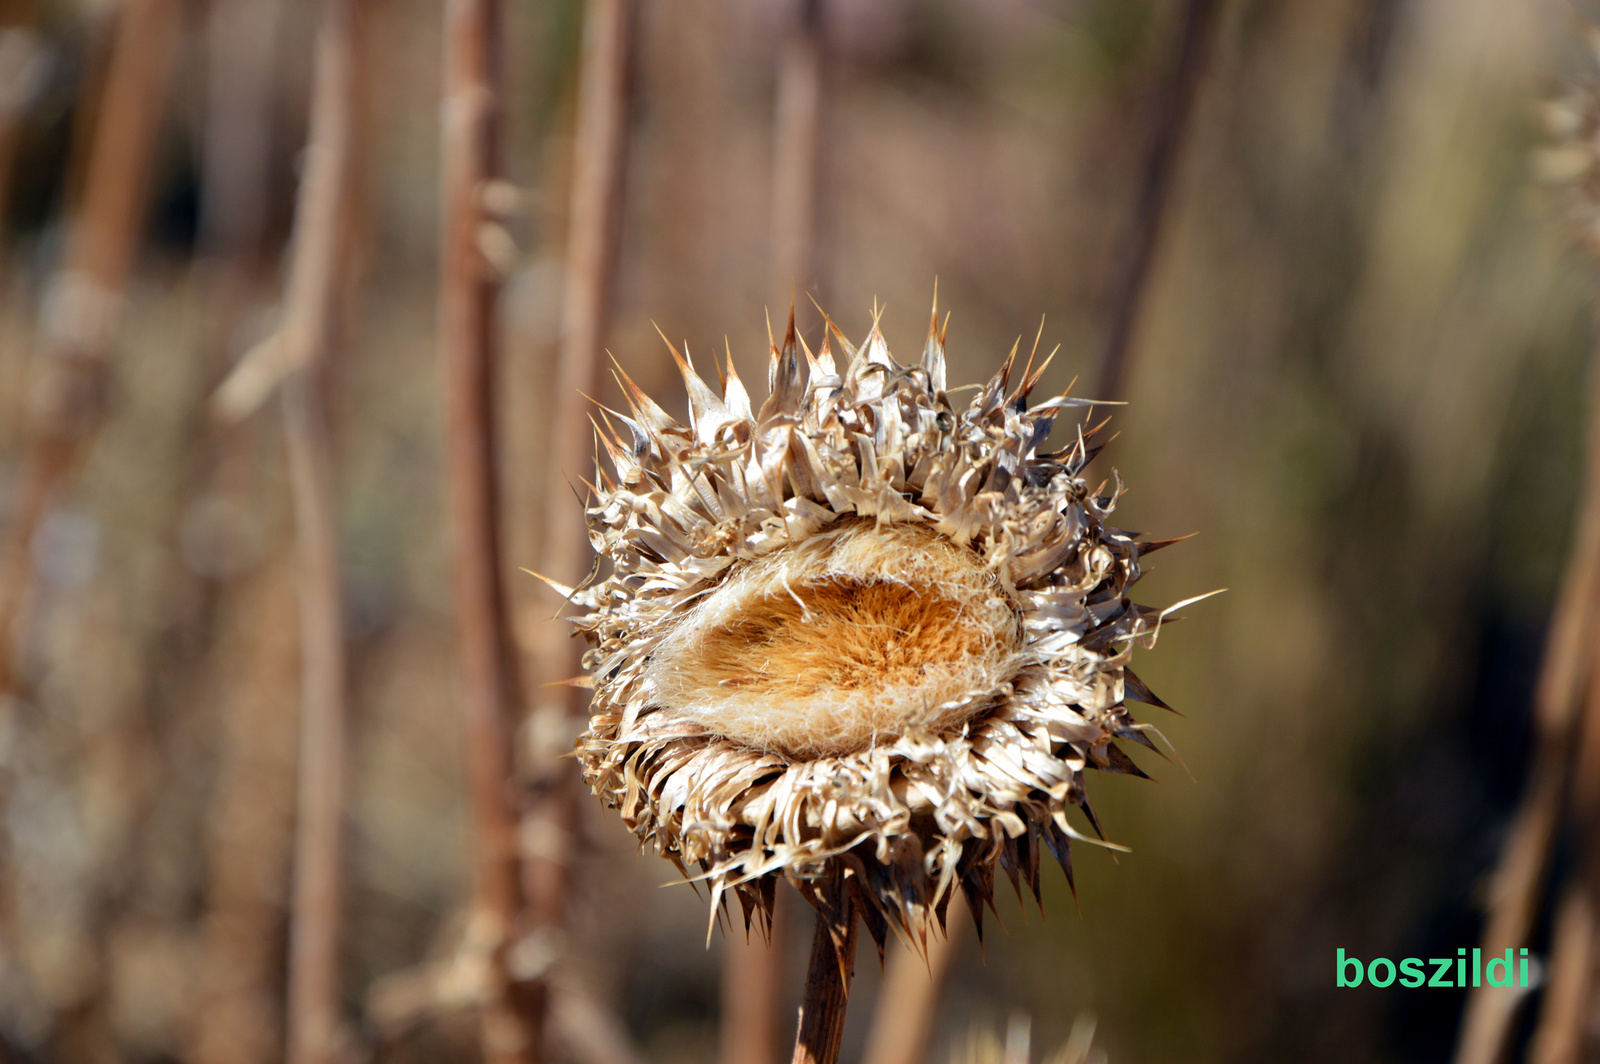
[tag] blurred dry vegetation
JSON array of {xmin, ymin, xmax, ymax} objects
[{"xmin": 0, "ymin": 0, "xmax": 1592, "ymax": 1063}]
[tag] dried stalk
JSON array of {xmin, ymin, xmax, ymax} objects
[
  {"xmin": 721, "ymin": 891, "xmax": 788, "ymax": 1064},
  {"xmin": 189, "ymin": 563, "xmax": 303, "ymax": 1064},
  {"xmin": 545, "ymin": 0, "xmax": 633, "ymax": 583},
  {"xmin": 198, "ymin": 0, "xmax": 282, "ymax": 268},
  {"xmin": 770, "ymin": 0, "xmax": 824, "ymax": 309},
  {"xmin": 791, "ymin": 908, "xmax": 858, "ymax": 1064},
  {"xmin": 0, "ymin": 0, "xmax": 178, "ymax": 694},
  {"xmin": 0, "ymin": 28, "xmax": 47, "ymax": 257},
  {"xmin": 270, "ymin": 1, "xmax": 363, "ymax": 1061},
  {"xmin": 1527, "ymin": 888, "xmax": 1595, "ymax": 1064},
  {"xmin": 440, "ymin": 0, "xmax": 541, "ymax": 1060},
  {"xmin": 720, "ymin": 9, "xmax": 826, "ymax": 1061},
  {"xmin": 860, "ymin": 901, "xmax": 970, "ymax": 1064},
  {"xmin": 1523, "ymin": 528, "xmax": 1600, "ymax": 1062},
  {"xmin": 283, "ymin": 374, "xmax": 348, "ymax": 1064},
  {"xmin": 1095, "ymin": 0, "xmax": 1219, "ymax": 401},
  {"xmin": 1453, "ymin": 308, "xmax": 1600, "ymax": 1064},
  {"xmin": 528, "ymin": 0, "xmax": 633, "ymax": 1026}
]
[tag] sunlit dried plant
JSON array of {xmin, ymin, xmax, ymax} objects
[{"xmin": 558, "ymin": 298, "xmax": 1187, "ymax": 962}]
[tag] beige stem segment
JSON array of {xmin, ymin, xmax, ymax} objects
[
  {"xmin": 1454, "ymin": 301, "xmax": 1600, "ymax": 1064},
  {"xmin": 440, "ymin": 0, "xmax": 543, "ymax": 1059},
  {"xmin": 722, "ymin": 895, "xmax": 788, "ymax": 1064},
  {"xmin": 791, "ymin": 908, "xmax": 858, "ymax": 1064},
  {"xmin": 861, "ymin": 900, "xmax": 970, "ymax": 1064}
]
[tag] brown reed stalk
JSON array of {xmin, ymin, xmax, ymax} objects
[
  {"xmin": 440, "ymin": 0, "xmax": 543, "ymax": 1060},
  {"xmin": 190, "ymin": 563, "xmax": 303, "ymax": 1064},
  {"xmin": 198, "ymin": 0, "xmax": 281, "ymax": 270},
  {"xmin": 527, "ymin": 0, "xmax": 633, "ymax": 1023},
  {"xmin": 1524, "ymin": 542, "xmax": 1600, "ymax": 1062},
  {"xmin": 1526, "ymin": 888, "xmax": 1594, "ymax": 1064},
  {"xmin": 1453, "ymin": 307, "xmax": 1600, "ymax": 1064},
  {"xmin": 545, "ymin": 0, "xmax": 633, "ymax": 579},
  {"xmin": 721, "ymin": 912, "xmax": 787, "ymax": 1064},
  {"xmin": 274, "ymin": 4, "xmax": 363, "ymax": 1061},
  {"xmin": 0, "ymin": 0, "xmax": 178, "ymax": 695},
  {"xmin": 283, "ymin": 375, "xmax": 349, "ymax": 1064},
  {"xmin": 770, "ymin": 0, "xmax": 824, "ymax": 311},
  {"xmin": 721, "ymin": 6, "xmax": 826, "ymax": 1063},
  {"xmin": 0, "ymin": 27, "xmax": 46, "ymax": 257},
  {"xmin": 1095, "ymin": 0, "xmax": 1219, "ymax": 401},
  {"xmin": 791, "ymin": 908, "xmax": 858, "ymax": 1064},
  {"xmin": 860, "ymin": 902, "xmax": 970, "ymax": 1064}
]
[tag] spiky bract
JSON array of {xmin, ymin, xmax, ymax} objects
[{"xmin": 567, "ymin": 303, "xmax": 1173, "ymax": 952}]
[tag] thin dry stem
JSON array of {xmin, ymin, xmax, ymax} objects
[
  {"xmin": 723, "ymin": 7, "xmax": 828, "ymax": 1057},
  {"xmin": 722, "ymin": 890, "xmax": 789, "ymax": 1064},
  {"xmin": 277, "ymin": 1, "xmax": 362, "ymax": 1060},
  {"xmin": 1523, "ymin": 519, "xmax": 1600, "ymax": 1062},
  {"xmin": 284, "ymin": 376, "xmax": 348, "ymax": 1064},
  {"xmin": 440, "ymin": 0, "xmax": 541, "ymax": 1060},
  {"xmin": 791, "ymin": 907, "xmax": 858, "ymax": 1064},
  {"xmin": 198, "ymin": 0, "xmax": 281, "ymax": 266},
  {"xmin": 1527, "ymin": 888, "xmax": 1595, "ymax": 1064},
  {"xmin": 189, "ymin": 564, "xmax": 302, "ymax": 1064},
  {"xmin": 0, "ymin": 28, "xmax": 45, "ymax": 261},
  {"xmin": 1096, "ymin": 0, "xmax": 1219, "ymax": 401},
  {"xmin": 860, "ymin": 900, "xmax": 970, "ymax": 1064},
  {"xmin": 0, "ymin": 0, "xmax": 178, "ymax": 695},
  {"xmin": 771, "ymin": 0, "xmax": 824, "ymax": 311},
  {"xmin": 542, "ymin": 0, "xmax": 633, "ymax": 599},
  {"xmin": 1453, "ymin": 309, "xmax": 1600, "ymax": 1064},
  {"xmin": 529, "ymin": 0, "xmax": 634, "ymax": 1021}
]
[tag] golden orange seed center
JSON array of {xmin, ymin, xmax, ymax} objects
[{"xmin": 645, "ymin": 519, "xmax": 1023, "ymax": 759}]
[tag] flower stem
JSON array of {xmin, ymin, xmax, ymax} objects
[{"xmin": 791, "ymin": 906, "xmax": 858, "ymax": 1064}]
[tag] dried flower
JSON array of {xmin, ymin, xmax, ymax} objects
[{"xmin": 562, "ymin": 299, "xmax": 1183, "ymax": 953}]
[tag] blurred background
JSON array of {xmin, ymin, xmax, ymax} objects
[{"xmin": 0, "ymin": 0, "xmax": 1592, "ymax": 1062}]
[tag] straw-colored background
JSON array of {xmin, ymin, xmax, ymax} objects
[{"xmin": 0, "ymin": 1, "xmax": 1587, "ymax": 1062}]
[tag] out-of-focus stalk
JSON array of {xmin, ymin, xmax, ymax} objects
[
  {"xmin": 1521, "ymin": 334, "xmax": 1600, "ymax": 1063},
  {"xmin": 0, "ymin": 0, "xmax": 178, "ymax": 694},
  {"xmin": 526, "ymin": 0, "xmax": 633, "ymax": 1033},
  {"xmin": 544, "ymin": 0, "xmax": 633, "ymax": 587},
  {"xmin": 722, "ymin": 7, "xmax": 826, "ymax": 1061},
  {"xmin": 440, "ymin": 0, "xmax": 542, "ymax": 1059},
  {"xmin": 1454, "ymin": 305, "xmax": 1600, "ymax": 1064},
  {"xmin": 1095, "ymin": 0, "xmax": 1219, "ymax": 402},
  {"xmin": 770, "ymin": 0, "xmax": 824, "ymax": 315},
  {"xmin": 860, "ymin": 903, "xmax": 970, "ymax": 1064},
  {"xmin": 277, "ymin": 3, "xmax": 362, "ymax": 1060},
  {"xmin": 283, "ymin": 371, "xmax": 348, "ymax": 1064}
]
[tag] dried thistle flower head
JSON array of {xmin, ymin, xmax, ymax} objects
[{"xmin": 564, "ymin": 298, "xmax": 1184, "ymax": 952}]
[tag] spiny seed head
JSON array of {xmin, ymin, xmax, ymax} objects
[{"xmin": 565, "ymin": 297, "xmax": 1182, "ymax": 953}]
